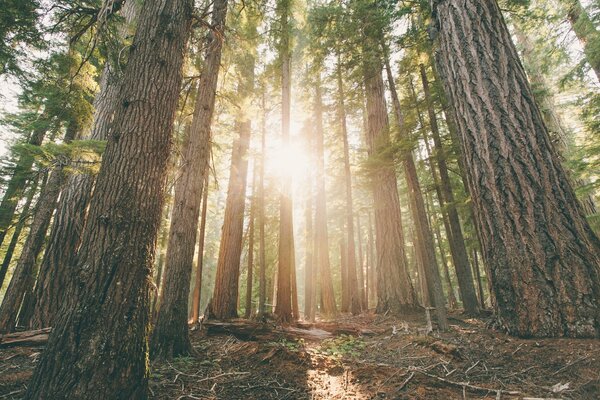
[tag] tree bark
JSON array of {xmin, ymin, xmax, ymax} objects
[
  {"xmin": 151, "ymin": 0, "xmax": 227, "ymax": 359},
  {"xmin": 361, "ymin": 40, "xmax": 416, "ymax": 314},
  {"xmin": 431, "ymin": 0, "xmax": 600, "ymax": 338},
  {"xmin": 23, "ymin": 0, "xmax": 192, "ymax": 396},
  {"xmin": 419, "ymin": 63, "xmax": 479, "ymax": 315},
  {"xmin": 207, "ymin": 66, "xmax": 252, "ymax": 321},
  {"xmin": 512, "ymin": 21, "xmax": 597, "ymax": 215},
  {"xmin": 28, "ymin": 1, "xmax": 141, "ymax": 330}
]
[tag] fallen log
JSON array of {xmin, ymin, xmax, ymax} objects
[
  {"xmin": 202, "ymin": 320, "xmax": 334, "ymax": 341},
  {"xmin": 0, "ymin": 328, "xmax": 51, "ymax": 348}
]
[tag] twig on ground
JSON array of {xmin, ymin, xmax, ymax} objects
[{"xmin": 410, "ymin": 367, "xmax": 521, "ymax": 396}]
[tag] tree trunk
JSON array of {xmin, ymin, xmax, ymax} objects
[
  {"xmin": 0, "ymin": 120, "xmax": 80, "ymax": 332},
  {"xmin": 207, "ymin": 123, "xmax": 251, "ymax": 321},
  {"xmin": 244, "ymin": 164, "xmax": 256, "ymax": 319},
  {"xmin": 304, "ymin": 126, "xmax": 315, "ymax": 320},
  {"xmin": 28, "ymin": 1, "xmax": 140, "ymax": 330},
  {"xmin": 23, "ymin": 0, "xmax": 192, "ymax": 397},
  {"xmin": 566, "ymin": 0, "xmax": 600, "ymax": 81},
  {"xmin": 190, "ymin": 173, "xmax": 209, "ymax": 323},
  {"xmin": 0, "ymin": 176, "xmax": 38, "ymax": 290},
  {"xmin": 512, "ymin": 21, "xmax": 597, "ymax": 215},
  {"xmin": 367, "ymin": 212, "xmax": 376, "ymax": 309},
  {"xmin": 151, "ymin": 0, "xmax": 227, "ymax": 359},
  {"xmin": 258, "ymin": 90, "xmax": 267, "ymax": 319},
  {"xmin": 431, "ymin": 0, "xmax": 600, "ymax": 337},
  {"xmin": 152, "ymin": 200, "xmax": 171, "ymax": 323},
  {"xmin": 336, "ymin": 55, "xmax": 361, "ymax": 315},
  {"xmin": 274, "ymin": 0, "xmax": 296, "ymax": 323},
  {"xmin": 384, "ymin": 49, "xmax": 448, "ymax": 329},
  {"xmin": 356, "ymin": 215, "xmax": 366, "ymax": 310},
  {"xmin": 472, "ymin": 249, "xmax": 486, "ymax": 309},
  {"xmin": 419, "ymin": 63, "xmax": 479, "ymax": 315},
  {"xmin": 0, "ymin": 123, "xmax": 47, "ymax": 249},
  {"xmin": 313, "ymin": 74, "xmax": 337, "ymax": 318},
  {"xmin": 361, "ymin": 40, "xmax": 416, "ymax": 314}
]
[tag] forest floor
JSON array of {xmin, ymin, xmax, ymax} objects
[{"xmin": 0, "ymin": 311, "xmax": 599, "ymax": 399}]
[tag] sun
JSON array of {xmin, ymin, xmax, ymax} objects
[{"xmin": 265, "ymin": 135, "xmax": 310, "ymax": 184}]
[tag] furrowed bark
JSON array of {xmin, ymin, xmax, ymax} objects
[
  {"xmin": 23, "ymin": 0, "xmax": 193, "ymax": 396},
  {"xmin": 431, "ymin": 0, "xmax": 600, "ymax": 337}
]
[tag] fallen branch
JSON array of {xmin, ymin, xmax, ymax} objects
[
  {"xmin": 202, "ymin": 320, "xmax": 335, "ymax": 341},
  {"xmin": 410, "ymin": 368, "xmax": 521, "ymax": 396},
  {"xmin": 0, "ymin": 328, "xmax": 51, "ymax": 348}
]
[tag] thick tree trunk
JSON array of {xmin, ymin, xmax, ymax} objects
[
  {"xmin": 190, "ymin": 173, "xmax": 209, "ymax": 323},
  {"xmin": 0, "ymin": 121, "xmax": 80, "ymax": 332},
  {"xmin": 0, "ymin": 177, "xmax": 38, "ymax": 290},
  {"xmin": 419, "ymin": 63, "xmax": 479, "ymax": 315},
  {"xmin": 275, "ymin": 0, "xmax": 296, "ymax": 323},
  {"xmin": 28, "ymin": 2, "xmax": 140, "ymax": 330},
  {"xmin": 313, "ymin": 75, "xmax": 337, "ymax": 317},
  {"xmin": 23, "ymin": 0, "xmax": 192, "ymax": 397},
  {"xmin": 151, "ymin": 0, "xmax": 227, "ymax": 359},
  {"xmin": 432, "ymin": 0, "xmax": 600, "ymax": 337},
  {"xmin": 384, "ymin": 51, "xmax": 448, "ymax": 330},
  {"xmin": 0, "ymin": 124, "xmax": 47, "ymax": 249},
  {"xmin": 362, "ymin": 45, "xmax": 416, "ymax": 314}
]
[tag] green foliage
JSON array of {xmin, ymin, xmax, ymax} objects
[
  {"xmin": 269, "ymin": 338, "xmax": 305, "ymax": 352},
  {"xmin": 0, "ymin": 0, "xmax": 43, "ymax": 76},
  {"xmin": 13, "ymin": 139, "xmax": 106, "ymax": 175},
  {"xmin": 317, "ymin": 334, "xmax": 365, "ymax": 358}
]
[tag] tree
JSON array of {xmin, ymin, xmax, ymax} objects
[
  {"xmin": 28, "ymin": 1, "xmax": 140, "ymax": 329},
  {"xmin": 207, "ymin": 2, "xmax": 256, "ymax": 321},
  {"xmin": 359, "ymin": 2, "xmax": 416, "ymax": 313},
  {"xmin": 419, "ymin": 63, "xmax": 480, "ymax": 315},
  {"xmin": 384, "ymin": 49, "xmax": 448, "ymax": 330},
  {"xmin": 336, "ymin": 54, "xmax": 361, "ymax": 315},
  {"xmin": 431, "ymin": 0, "xmax": 600, "ymax": 337},
  {"xmin": 564, "ymin": 0, "xmax": 600, "ymax": 81},
  {"xmin": 274, "ymin": 0, "xmax": 297, "ymax": 323},
  {"xmin": 151, "ymin": 0, "xmax": 228, "ymax": 358},
  {"xmin": 0, "ymin": 119, "xmax": 81, "ymax": 332},
  {"xmin": 190, "ymin": 173, "xmax": 210, "ymax": 324},
  {"xmin": 23, "ymin": 0, "xmax": 193, "ymax": 397},
  {"xmin": 313, "ymin": 73, "xmax": 338, "ymax": 317}
]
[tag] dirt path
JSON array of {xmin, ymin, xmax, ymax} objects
[{"xmin": 1, "ymin": 312, "xmax": 599, "ymax": 399}]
